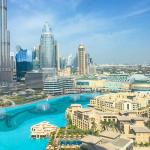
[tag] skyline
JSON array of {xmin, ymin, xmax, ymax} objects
[{"xmin": 8, "ymin": 0, "xmax": 150, "ymax": 64}]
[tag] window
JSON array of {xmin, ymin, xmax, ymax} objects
[{"xmin": 127, "ymin": 104, "xmax": 130, "ymax": 110}]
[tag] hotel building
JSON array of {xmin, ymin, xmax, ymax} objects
[{"xmin": 66, "ymin": 104, "xmax": 118, "ymax": 131}]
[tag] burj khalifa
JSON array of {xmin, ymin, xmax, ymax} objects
[{"xmin": 0, "ymin": 0, "xmax": 12, "ymax": 84}]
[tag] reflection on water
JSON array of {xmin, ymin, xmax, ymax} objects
[
  {"xmin": 0, "ymin": 109, "xmax": 6, "ymax": 120},
  {"xmin": 71, "ymin": 95, "xmax": 80, "ymax": 102},
  {"xmin": 0, "ymin": 94, "xmax": 98, "ymax": 132},
  {"xmin": 33, "ymin": 103, "xmax": 51, "ymax": 113}
]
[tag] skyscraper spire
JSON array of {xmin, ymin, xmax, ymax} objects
[
  {"xmin": 39, "ymin": 22, "xmax": 58, "ymax": 69},
  {"xmin": 42, "ymin": 22, "xmax": 52, "ymax": 34},
  {"xmin": 0, "ymin": 0, "xmax": 12, "ymax": 84}
]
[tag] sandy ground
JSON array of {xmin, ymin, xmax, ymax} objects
[{"xmin": 134, "ymin": 147, "xmax": 150, "ymax": 150}]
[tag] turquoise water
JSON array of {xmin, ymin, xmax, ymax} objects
[
  {"xmin": 60, "ymin": 140, "xmax": 82, "ymax": 145},
  {"xmin": 0, "ymin": 93, "xmax": 98, "ymax": 150}
]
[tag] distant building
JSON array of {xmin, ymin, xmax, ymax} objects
[
  {"xmin": 39, "ymin": 22, "xmax": 59, "ymax": 70},
  {"xmin": 25, "ymin": 71, "xmax": 44, "ymax": 89},
  {"xmin": 16, "ymin": 47, "xmax": 33, "ymax": 81},
  {"xmin": 57, "ymin": 67, "xmax": 71, "ymax": 77},
  {"xmin": 72, "ymin": 54, "xmax": 78, "ymax": 73},
  {"xmin": 60, "ymin": 57, "xmax": 67, "ymax": 69},
  {"xmin": 128, "ymin": 74, "xmax": 150, "ymax": 91},
  {"xmin": 89, "ymin": 64, "xmax": 97, "ymax": 75},
  {"xmin": 32, "ymin": 46, "xmax": 40, "ymax": 70},
  {"xmin": 0, "ymin": 0, "xmax": 12, "ymax": 84},
  {"xmin": 78, "ymin": 44, "xmax": 88, "ymax": 75}
]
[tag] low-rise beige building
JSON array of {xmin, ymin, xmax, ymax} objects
[
  {"xmin": 66, "ymin": 104, "xmax": 118, "ymax": 131},
  {"xmin": 131, "ymin": 126, "xmax": 150, "ymax": 144},
  {"xmin": 31, "ymin": 121, "xmax": 57, "ymax": 139},
  {"xmin": 66, "ymin": 103, "xmax": 150, "ymax": 144},
  {"xmin": 90, "ymin": 92, "xmax": 150, "ymax": 118},
  {"xmin": 80, "ymin": 134, "xmax": 133, "ymax": 150},
  {"xmin": 117, "ymin": 115, "xmax": 150, "ymax": 144}
]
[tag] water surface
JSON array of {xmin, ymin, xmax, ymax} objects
[{"xmin": 0, "ymin": 93, "xmax": 98, "ymax": 150}]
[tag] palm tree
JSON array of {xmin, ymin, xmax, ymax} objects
[
  {"xmin": 91, "ymin": 121, "xmax": 97, "ymax": 134},
  {"xmin": 100, "ymin": 120, "xmax": 107, "ymax": 131},
  {"xmin": 108, "ymin": 120, "xmax": 116, "ymax": 131}
]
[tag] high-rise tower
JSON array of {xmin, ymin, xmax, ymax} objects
[
  {"xmin": 0, "ymin": 0, "xmax": 12, "ymax": 84},
  {"xmin": 39, "ymin": 22, "xmax": 59, "ymax": 70},
  {"xmin": 78, "ymin": 44, "xmax": 88, "ymax": 75}
]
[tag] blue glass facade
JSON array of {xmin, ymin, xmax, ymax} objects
[{"xmin": 16, "ymin": 47, "xmax": 33, "ymax": 81}]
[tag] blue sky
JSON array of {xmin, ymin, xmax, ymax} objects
[{"xmin": 8, "ymin": 0, "xmax": 150, "ymax": 64}]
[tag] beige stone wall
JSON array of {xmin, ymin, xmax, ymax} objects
[{"xmin": 135, "ymin": 133, "xmax": 150, "ymax": 144}]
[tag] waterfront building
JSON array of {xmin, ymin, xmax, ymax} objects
[
  {"xmin": 66, "ymin": 103, "xmax": 150, "ymax": 144},
  {"xmin": 0, "ymin": 0, "xmax": 12, "ymax": 84},
  {"xmin": 43, "ymin": 76, "xmax": 75, "ymax": 95},
  {"xmin": 128, "ymin": 74, "xmax": 150, "ymax": 91},
  {"xmin": 74, "ymin": 74, "xmax": 150, "ymax": 92},
  {"xmin": 78, "ymin": 44, "xmax": 88, "ymax": 75},
  {"xmin": 75, "ymin": 79, "xmax": 105, "ymax": 92},
  {"xmin": 39, "ymin": 22, "xmax": 59, "ymax": 70},
  {"xmin": 16, "ymin": 47, "xmax": 33, "ymax": 81},
  {"xmin": 43, "ymin": 76, "xmax": 63, "ymax": 95},
  {"xmin": 66, "ymin": 104, "xmax": 118, "ymax": 131},
  {"xmin": 31, "ymin": 121, "xmax": 57, "ymax": 139},
  {"xmin": 104, "ymin": 74, "xmax": 150, "ymax": 91},
  {"xmin": 62, "ymin": 77, "xmax": 75, "ymax": 93},
  {"xmin": 90, "ymin": 92, "xmax": 150, "ymax": 118},
  {"xmin": 106, "ymin": 74, "xmax": 129, "ymax": 82},
  {"xmin": 25, "ymin": 71, "xmax": 44, "ymax": 89},
  {"xmin": 25, "ymin": 68, "xmax": 57, "ymax": 89}
]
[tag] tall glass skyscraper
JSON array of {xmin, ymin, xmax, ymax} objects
[
  {"xmin": 0, "ymin": 0, "xmax": 12, "ymax": 84},
  {"xmin": 16, "ymin": 47, "xmax": 33, "ymax": 81},
  {"xmin": 40, "ymin": 22, "xmax": 59, "ymax": 70}
]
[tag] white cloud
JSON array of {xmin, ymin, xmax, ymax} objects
[{"xmin": 125, "ymin": 7, "xmax": 150, "ymax": 18}]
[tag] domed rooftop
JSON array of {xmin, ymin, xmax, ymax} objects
[
  {"xmin": 79, "ymin": 43, "xmax": 85, "ymax": 49},
  {"xmin": 127, "ymin": 74, "xmax": 150, "ymax": 83}
]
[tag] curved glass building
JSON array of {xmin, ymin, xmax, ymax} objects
[{"xmin": 40, "ymin": 22, "xmax": 58, "ymax": 69}]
